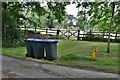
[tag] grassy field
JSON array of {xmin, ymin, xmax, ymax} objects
[{"xmin": 2, "ymin": 40, "xmax": 119, "ymax": 74}]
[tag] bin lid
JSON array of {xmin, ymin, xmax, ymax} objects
[
  {"xmin": 44, "ymin": 39, "xmax": 58, "ymax": 43},
  {"xmin": 24, "ymin": 38, "xmax": 35, "ymax": 42},
  {"xmin": 33, "ymin": 39, "xmax": 44, "ymax": 42}
]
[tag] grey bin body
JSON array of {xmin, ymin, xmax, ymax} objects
[
  {"xmin": 32, "ymin": 39, "xmax": 44, "ymax": 59},
  {"xmin": 44, "ymin": 40, "xmax": 58, "ymax": 60},
  {"xmin": 24, "ymin": 38, "xmax": 35, "ymax": 58}
]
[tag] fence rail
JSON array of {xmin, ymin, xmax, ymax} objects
[{"xmin": 21, "ymin": 28, "xmax": 120, "ymax": 42}]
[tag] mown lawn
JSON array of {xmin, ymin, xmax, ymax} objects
[{"xmin": 2, "ymin": 40, "xmax": 119, "ymax": 73}]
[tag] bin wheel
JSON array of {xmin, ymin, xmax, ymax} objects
[
  {"xmin": 44, "ymin": 57, "xmax": 55, "ymax": 61},
  {"xmin": 31, "ymin": 56, "xmax": 35, "ymax": 58},
  {"xmin": 25, "ymin": 53, "xmax": 29, "ymax": 57},
  {"xmin": 36, "ymin": 57, "xmax": 42, "ymax": 59},
  {"xmin": 44, "ymin": 57, "xmax": 47, "ymax": 60}
]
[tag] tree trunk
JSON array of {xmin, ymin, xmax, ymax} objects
[
  {"xmin": 107, "ymin": 2, "xmax": 115, "ymax": 53},
  {"xmin": 35, "ymin": 26, "xmax": 37, "ymax": 32}
]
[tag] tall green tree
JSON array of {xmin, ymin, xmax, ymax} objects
[
  {"xmin": 107, "ymin": 2, "xmax": 115, "ymax": 53},
  {"xmin": 76, "ymin": 2, "xmax": 89, "ymax": 31},
  {"xmin": 47, "ymin": 2, "xmax": 69, "ymax": 28},
  {"xmin": 76, "ymin": 2, "xmax": 119, "ymax": 52},
  {"xmin": 2, "ymin": 2, "xmax": 24, "ymax": 47},
  {"xmin": 2, "ymin": 1, "xmax": 69, "ymax": 47}
]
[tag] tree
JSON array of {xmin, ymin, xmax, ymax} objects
[
  {"xmin": 64, "ymin": 15, "xmax": 76, "ymax": 28},
  {"xmin": 2, "ymin": 1, "xmax": 70, "ymax": 47},
  {"xmin": 76, "ymin": 2, "xmax": 89, "ymax": 31},
  {"xmin": 107, "ymin": 2, "xmax": 115, "ymax": 53},
  {"xmin": 2, "ymin": 2, "xmax": 24, "ymax": 47},
  {"xmin": 76, "ymin": 2, "xmax": 119, "ymax": 52},
  {"xmin": 2, "ymin": 2, "xmax": 46, "ymax": 47},
  {"xmin": 47, "ymin": 2, "xmax": 69, "ymax": 28}
]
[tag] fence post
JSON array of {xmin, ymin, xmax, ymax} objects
[
  {"xmin": 102, "ymin": 31, "xmax": 105, "ymax": 42},
  {"xmin": 35, "ymin": 27, "xmax": 37, "ymax": 32},
  {"xmin": 77, "ymin": 30, "xmax": 80, "ymax": 40},
  {"xmin": 89, "ymin": 30, "xmax": 92, "ymax": 41},
  {"xmin": 24, "ymin": 26, "xmax": 27, "ymax": 35},
  {"xmin": 46, "ymin": 28, "xmax": 48, "ymax": 34},
  {"xmin": 57, "ymin": 29, "xmax": 60, "ymax": 35},
  {"xmin": 115, "ymin": 31, "xmax": 117, "ymax": 42},
  {"xmin": 67, "ymin": 30, "xmax": 70, "ymax": 40}
]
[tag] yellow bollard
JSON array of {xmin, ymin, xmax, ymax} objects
[{"xmin": 91, "ymin": 46, "xmax": 98, "ymax": 61}]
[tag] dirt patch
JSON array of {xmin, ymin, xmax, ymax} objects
[
  {"xmin": 2, "ymin": 70, "xmax": 22, "ymax": 78},
  {"xmin": 25, "ymin": 31, "xmax": 57, "ymax": 39}
]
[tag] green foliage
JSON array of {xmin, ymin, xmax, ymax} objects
[
  {"xmin": 76, "ymin": 2, "xmax": 120, "ymax": 32},
  {"xmin": 76, "ymin": 2, "xmax": 89, "ymax": 30},
  {"xmin": 2, "ymin": 2, "xmax": 69, "ymax": 47},
  {"xmin": 2, "ymin": 2, "xmax": 25, "ymax": 47},
  {"xmin": 76, "ymin": 2, "xmax": 119, "ymax": 52},
  {"xmin": 47, "ymin": 2, "xmax": 66, "ymax": 24}
]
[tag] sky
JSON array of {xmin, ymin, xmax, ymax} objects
[
  {"xmin": 65, "ymin": 4, "xmax": 78, "ymax": 17},
  {"xmin": 40, "ymin": 2, "xmax": 78, "ymax": 17}
]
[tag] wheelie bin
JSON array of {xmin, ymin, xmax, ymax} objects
[
  {"xmin": 44, "ymin": 39, "xmax": 58, "ymax": 60},
  {"xmin": 24, "ymin": 38, "xmax": 35, "ymax": 58},
  {"xmin": 32, "ymin": 39, "xmax": 44, "ymax": 59}
]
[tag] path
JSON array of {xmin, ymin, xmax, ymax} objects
[{"xmin": 1, "ymin": 55, "xmax": 119, "ymax": 78}]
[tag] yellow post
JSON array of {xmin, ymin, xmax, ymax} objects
[{"xmin": 91, "ymin": 46, "xmax": 98, "ymax": 61}]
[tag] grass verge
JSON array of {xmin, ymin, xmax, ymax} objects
[{"xmin": 2, "ymin": 40, "xmax": 119, "ymax": 74}]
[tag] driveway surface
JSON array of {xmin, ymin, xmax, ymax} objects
[{"xmin": 1, "ymin": 55, "xmax": 119, "ymax": 78}]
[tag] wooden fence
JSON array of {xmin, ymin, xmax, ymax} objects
[{"xmin": 21, "ymin": 28, "xmax": 120, "ymax": 42}]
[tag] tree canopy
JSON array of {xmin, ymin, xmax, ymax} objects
[{"xmin": 2, "ymin": 1, "xmax": 120, "ymax": 50}]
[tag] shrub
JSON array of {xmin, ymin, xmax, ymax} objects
[{"xmin": 2, "ymin": 30, "xmax": 25, "ymax": 48}]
